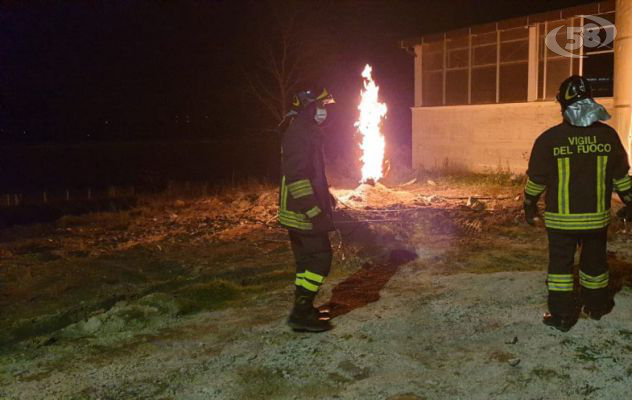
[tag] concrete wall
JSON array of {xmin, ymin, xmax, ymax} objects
[
  {"xmin": 614, "ymin": 0, "xmax": 632, "ymax": 165},
  {"xmin": 411, "ymin": 98, "xmax": 615, "ymax": 173}
]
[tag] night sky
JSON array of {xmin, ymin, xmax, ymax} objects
[{"xmin": 1, "ymin": 0, "xmax": 596, "ymax": 149}]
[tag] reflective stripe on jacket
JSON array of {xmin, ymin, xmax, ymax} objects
[
  {"xmin": 525, "ymin": 121, "xmax": 631, "ymax": 231},
  {"xmin": 278, "ymin": 110, "xmax": 334, "ymax": 232}
]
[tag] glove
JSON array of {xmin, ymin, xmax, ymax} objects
[
  {"xmin": 617, "ymin": 205, "xmax": 632, "ymax": 221},
  {"xmin": 524, "ymin": 198, "xmax": 539, "ymax": 226},
  {"xmin": 310, "ymin": 211, "xmax": 334, "ymax": 232},
  {"xmin": 329, "ymin": 192, "xmax": 338, "ymax": 210}
]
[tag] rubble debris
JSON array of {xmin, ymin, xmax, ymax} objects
[
  {"xmin": 401, "ymin": 178, "xmax": 417, "ymax": 187},
  {"xmin": 424, "ymin": 195, "xmax": 439, "ymax": 203},
  {"xmin": 427, "ymin": 180, "xmax": 437, "ymax": 186},
  {"xmin": 505, "ymin": 336, "xmax": 519, "ymax": 345},
  {"xmin": 413, "ymin": 197, "xmax": 430, "ymax": 206},
  {"xmin": 455, "ymin": 218, "xmax": 483, "ymax": 233},
  {"xmin": 466, "ymin": 197, "xmax": 486, "ymax": 211},
  {"xmin": 508, "ymin": 358, "xmax": 521, "ymax": 367}
]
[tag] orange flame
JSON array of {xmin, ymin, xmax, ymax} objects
[{"xmin": 355, "ymin": 64, "xmax": 387, "ymax": 183}]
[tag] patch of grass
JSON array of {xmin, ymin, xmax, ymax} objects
[
  {"xmin": 578, "ymin": 383, "xmax": 601, "ymax": 396},
  {"xmin": 57, "ymin": 210, "xmax": 132, "ymax": 230},
  {"xmin": 619, "ymin": 329, "xmax": 632, "ymax": 339},
  {"xmin": 0, "ymin": 294, "xmax": 126, "ymax": 348},
  {"xmin": 9, "ymin": 239, "xmax": 57, "ymax": 256},
  {"xmin": 115, "ymin": 306, "xmax": 151, "ymax": 324},
  {"xmin": 174, "ymin": 280, "xmax": 242, "ymax": 314},
  {"xmin": 435, "ymin": 243, "xmax": 543, "ymax": 275},
  {"xmin": 76, "ymin": 376, "xmax": 171, "ymax": 400},
  {"xmin": 574, "ymin": 345, "xmax": 613, "ymax": 362},
  {"xmin": 531, "ymin": 367, "xmax": 571, "ymax": 381},
  {"xmin": 56, "ymin": 214, "xmax": 89, "ymax": 227},
  {"xmin": 560, "ymin": 337, "xmax": 576, "ymax": 347},
  {"xmin": 418, "ymin": 170, "xmax": 525, "ymax": 188},
  {"xmin": 489, "ymin": 351, "xmax": 515, "ymax": 363},
  {"xmin": 236, "ymin": 365, "xmax": 341, "ymax": 400},
  {"xmin": 235, "ymin": 366, "xmax": 290, "ymax": 399},
  {"xmin": 0, "ymin": 222, "xmax": 56, "ymax": 242},
  {"xmin": 387, "ymin": 394, "xmax": 427, "ymax": 400}
]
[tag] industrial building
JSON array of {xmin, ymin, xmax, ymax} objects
[{"xmin": 401, "ymin": 0, "xmax": 631, "ymax": 173}]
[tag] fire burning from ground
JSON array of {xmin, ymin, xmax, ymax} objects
[{"xmin": 356, "ymin": 64, "xmax": 387, "ymax": 184}]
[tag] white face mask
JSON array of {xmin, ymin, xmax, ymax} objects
[{"xmin": 314, "ymin": 107, "xmax": 327, "ymax": 124}]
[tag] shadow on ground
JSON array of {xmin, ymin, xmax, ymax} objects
[
  {"xmin": 326, "ymin": 249, "xmax": 418, "ymax": 317},
  {"xmin": 327, "ymin": 210, "xmax": 418, "ymax": 317},
  {"xmin": 608, "ymin": 251, "xmax": 632, "ymax": 299}
]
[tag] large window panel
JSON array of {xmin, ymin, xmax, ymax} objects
[
  {"xmin": 471, "ymin": 31, "xmax": 497, "ymax": 104},
  {"xmin": 598, "ymin": 11, "xmax": 615, "ymax": 25},
  {"xmin": 423, "ymin": 44, "xmax": 444, "ymax": 70},
  {"xmin": 445, "ymin": 32, "xmax": 469, "ymax": 105},
  {"xmin": 546, "ymin": 58, "xmax": 571, "ymax": 99},
  {"xmin": 538, "ymin": 19, "xmax": 573, "ymax": 100},
  {"xmin": 473, "ymin": 44, "xmax": 496, "ymax": 66},
  {"xmin": 501, "ymin": 27, "xmax": 528, "ymax": 42},
  {"xmin": 472, "ymin": 31, "xmax": 497, "ymax": 66},
  {"xmin": 471, "ymin": 67, "xmax": 496, "ymax": 104},
  {"xmin": 422, "ymin": 40, "xmax": 444, "ymax": 106},
  {"xmin": 583, "ymin": 52, "xmax": 613, "ymax": 98},
  {"xmin": 446, "ymin": 69, "xmax": 468, "ymax": 105},
  {"xmin": 422, "ymin": 70, "xmax": 443, "ymax": 106},
  {"xmin": 499, "ymin": 27, "xmax": 528, "ymax": 102},
  {"xmin": 500, "ymin": 40, "xmax": 528, "ymax": 62},
  {"xmin": 448, "ymin": 48, "xmax": 468, "ymax": 69},
  {"xmin": 472, "ymin": 31, "xmax": 496, "ymax": 46},
  {"xmin": 585, "ymin": 25, "xmax": 615, "ymax": 52},
  {"xmin": 582, "ymin": 15, "xmax": 614, "ymax": 98},
  {"xmin": 499, "ymin": 63, "xmax": 528, "ymax": 102}
]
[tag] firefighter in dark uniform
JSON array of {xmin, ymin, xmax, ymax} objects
[
  {"xmin": 524, "ymin": 76, "xmax": 632, "ymax": 332},
  {"xmin": 278, "ymin": 88, "xmax": 337, "ymax": 332}
]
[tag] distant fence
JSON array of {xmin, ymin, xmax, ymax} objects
[
  {"xmin": 1, "ymin": 186, "xmax": 136, "ymax": 207},
  {"xmin": 0, "ymin": 180, "xmax": 233, "ymax": 226},
  {"xmin": 0, "ymin": 180, "xmax": 222, "ymax": 208},
  {"xmin": 0, "ymin": 137, "xmax": 280, "ymax": 192},
  {"xmin": 0, "ymin": 138, "xmax": 280, "ymax": 225}
]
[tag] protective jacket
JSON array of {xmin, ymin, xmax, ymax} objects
[
  {"xmin": 278, "ymin": 110, "xmax": 334, "ymax": 233},
  {"xmin": 525, "ymin": 121, "xmax": 632, "ymax": 232}
]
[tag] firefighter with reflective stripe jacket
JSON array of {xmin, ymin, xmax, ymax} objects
[
  {"xmin": 524, "ymin": 75, "xmax": 632, "ymax": 332},
  {"xmin": 278, "ymin": 88, "xmax": 336, "ymax": 332}
]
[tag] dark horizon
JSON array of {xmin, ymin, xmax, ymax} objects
[{"xmin": 1, "ymin": 0, "xmax": 596, "ymax": 146}]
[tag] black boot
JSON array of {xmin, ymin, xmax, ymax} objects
[
  {"xmin": 583, "ymin": 299, "xmax": 614, "ymax": 320},
  {"xmin": 288, "ymin": 289, "xmax": 332, "ymax": 332},
  {"xmin": 293, "ymin": 288, "xmax": 331, "ymax": 320},
  {"xmin": 542, "ymin": 312, "xmax": 575, "ymax": 332}
]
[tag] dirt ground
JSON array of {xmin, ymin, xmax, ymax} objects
[{"xmin": 1, "ymin": 176, "xmax": 632, "ymax": 400}]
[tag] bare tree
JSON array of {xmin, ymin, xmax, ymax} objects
[{"xmin": 246, "ymin": 1, "xmax": 325, "ymax": 126}]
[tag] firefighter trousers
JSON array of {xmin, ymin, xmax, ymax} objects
[
  {"xmin": 547, "ymin": 229, "xmax": 610, "ymax": 317},
  {"xmin": 289, "ymin": 231, "xmax": 332, "ymax": 294}
]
